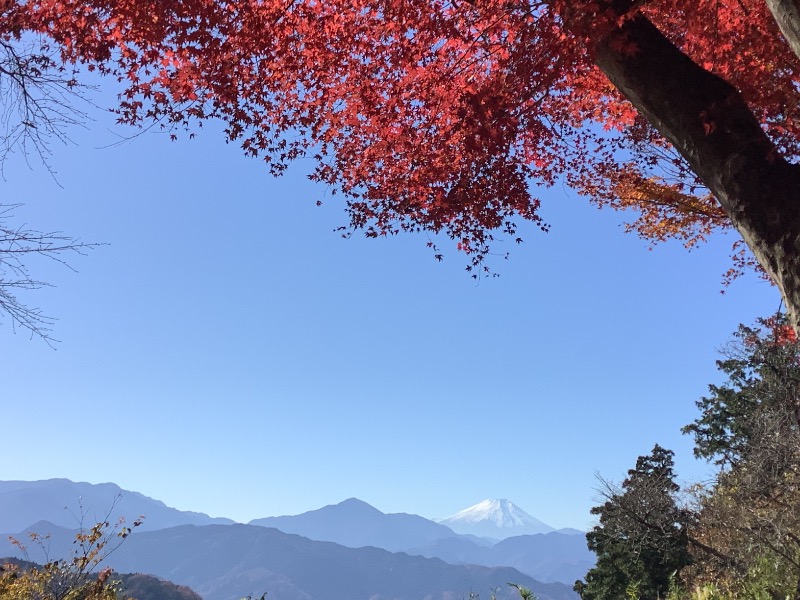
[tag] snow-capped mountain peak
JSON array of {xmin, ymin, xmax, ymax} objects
[
  {"xmin": 451, "ymin": 498, "xmax": 526, "ymax": 526},
  {"xmin": 438, "ymin": 498, "xmax": 554, "ymax": 539}
]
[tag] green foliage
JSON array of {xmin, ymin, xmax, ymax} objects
[
  {"xmin": 665, "ymin": 583, "xmax": 732, "ymax": 600},
  {"xmin": 576, "ymin": 445, "xmax": 692, "ymax": 600},
  {"xmin": 578, "ymin": 314, "xmax": 800, "ymax": 599},
  {"xmin": 679, "ymin": 315, "xmax": 800, "ymax": 597},
  {"xmin": 625, "ymin": 581, "xmax": 642, "ymax": 600},
  {"xmin": 507, "ymin": 584, "xmax": 535, "ymax": 600},
  {"xmin": 736, "ymin": 554, "xmax": 798, "ymax": 600},
  {"xmin": 683, "ymin": 314, "xmax": 800, "ymax": 469}
]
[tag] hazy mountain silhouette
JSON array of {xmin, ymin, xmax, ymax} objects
[
  {"xmin": 1, "ymin": 480, "xmax": 591, "ymax": 588},
  {"xmin": 0, "ymin": 479, "xmax": 234, "ymax": 533},
  {"xmin": 490, "ymin": 533, "xmax": 594, "ymax": 584},
  {"xmin": 249, "ymin": 497, "xmax": 459, "ymax": 551},
  {"xmin": 0, "ymin": 522, "xmax": 579, "ymax": 600},
  {"xmin": 249, "ymin": 497, "xmax": 592, "ymax": 584},
  {"xmin": 554, "ymin": 528, "xmax": 585, "ymax": 536},
  {"xmin": 408, "ymin": 532, "xmax": 593, "ymax": 585}
]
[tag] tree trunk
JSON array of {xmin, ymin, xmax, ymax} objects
[
  {"xmin": 767, "ymin": 0, "xmax": 800, "ymax": 62},
  {"xmin": 591, "ymin": 14, "xmax": 800, "ymax": 328},
  {"xmin": 795, "ymin": 567, "xmax": 800, "ymax": 600}
]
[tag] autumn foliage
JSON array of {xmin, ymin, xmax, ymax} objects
[{"xmin": 2, "ymin": 0, "xmax": 800, "ymax": 277}]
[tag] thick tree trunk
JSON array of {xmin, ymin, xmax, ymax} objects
[
  {"xmin": 767, "ymin": 0, "xmax": 800, "ymax": 62},
  {"xmin": 795, "ymin": 567, "xmax": 800, "ymax": 600},
  {"xmin": 591, "ymin": 14, "xmax": 800, "ymax": 328}
]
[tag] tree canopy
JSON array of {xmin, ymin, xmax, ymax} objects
[
  {"xmin": 576, "ymin": 445, "xmax": 692, "ymax": 600},
  {"xmin": 682, "ymin": 316, "xmax": 800, "ymax": 598},
  {"xmin": 683, "ymin": 314, "xmax": 800, "ymax": 469},
  {"xmin": 2, "ymin": 0, "xmax": 800, "ymax": 329},
  {"xmin": 579, "ymin": 316, "xmax": 800, "ymax": 598}
]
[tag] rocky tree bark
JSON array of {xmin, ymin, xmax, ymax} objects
[{"xmin": 768, "ymin": 0, "xmax": 800, "ymax": 62}]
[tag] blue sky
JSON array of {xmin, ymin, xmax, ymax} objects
[{"xmin": 0, "ymin": 93, "xmax": 779, "ymax": 530}]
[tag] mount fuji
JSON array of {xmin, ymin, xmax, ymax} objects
[{"xmin": 438, "ymin": 499, "xmax": 555, "ymax": 539}]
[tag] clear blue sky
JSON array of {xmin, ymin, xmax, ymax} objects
[{"xmin": 0, "ymin": 89, "xmax": 779, "ymax": 530}]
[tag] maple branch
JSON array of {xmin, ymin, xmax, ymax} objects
[
  {"xmin": 592, "ymin": 12, "xmax": 800, "ymax": 328},
  {"xmin": 445, "ymin": 6, "xmax": 518, "ymax": 78}
]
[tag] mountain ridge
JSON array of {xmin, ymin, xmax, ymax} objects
[
  {"xmin": 246, "ymin": 495, "xmax": 592, "ymax": 584},
  {"xmin": 249, "ymin": 497, "xmax": 459, "ymax": 552},
  {"xmin": 0, "ymin": 521, "xmax": 578, "ymax": 600},
  {"xmin": 0, "ymin": 479, "xmax": 234, "ymax": 533},
  {"xmin": 0, "ymin": 480, "xmax": 591, "ymax": 587}
]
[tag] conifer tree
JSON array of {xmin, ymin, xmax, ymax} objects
[{"xmin": 576, "ymin": 445, "xmax": 692, "ymax": 600}]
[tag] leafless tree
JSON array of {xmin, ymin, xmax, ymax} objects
[
  {"xmin": 0, "ymin": 33, "xmax": 92, "ymax": 172},
  {"xmin": 0, "ymin": 204, "xmax": 98, "ymax": 345},
  {"xmin": 0, "ymin": 31, "xmax": 99, "ymax": 343}
]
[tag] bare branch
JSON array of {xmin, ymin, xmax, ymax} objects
[
  {"xmin": 0, "ymin": 35, "xmax": 95, "ymax": 177},
  {"xmin": 0, "ymin": 204, "xmax": 101, "ymax": 345}
]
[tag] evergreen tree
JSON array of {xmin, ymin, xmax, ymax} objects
[
  {"xmin": 576, "ymin": 445, "xmax": 692, "ymax": 600},
  {"xmin": 683, "ymin": 314, "xmax": 800, "ymax": 470},
  {"xmin": 681, "ymin": 315, "xmax": 800, "ymax": 598}
]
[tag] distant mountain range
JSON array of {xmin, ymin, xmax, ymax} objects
[
  {"xmin": 0, "ymin": 479, "xmax": 593, "ymax": 593},
  {"xmin": 0, "ymin": 521, "xmax": 576, "ymax": 600},
  {"xmin": 0, "ymin": 479, "xmax": 233, "ymax": 532},
  {"xmin": 248, "ymin": 497, "xmax": 593, "ymax": 585}
]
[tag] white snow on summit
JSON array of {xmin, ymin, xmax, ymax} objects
[{"xmin": 439, "ymin": 498, "xmax": 554, "ymax": 539}]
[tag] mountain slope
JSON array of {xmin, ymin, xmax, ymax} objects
[
  {"xmin": 408, "ymin": 532, "xmax": 594, "ymax": 585},
  {"xmin": 0, "ymin": 522, "xmax": 579, "ymax": 600},
  {"xmin": 250, "ymin": 498, "xmax": 592, "ymax": 585},
  {"xmin": 249, "ymin": 497, "xmax": 458, "ymax": 551},
  {"xmin": 489, "ymin": 533, "xmax": 594, "ymax": 584},
  {"xmin": 0, "ymin": 482, "xmax": 590, "ymax": 588},
  {"xmin": 0, "ymin": 479, "xmax": 234, "ymax": 533},
  {"xmin": 439, "ymin": 499, "xmax": 554, "ymax": 538}
]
